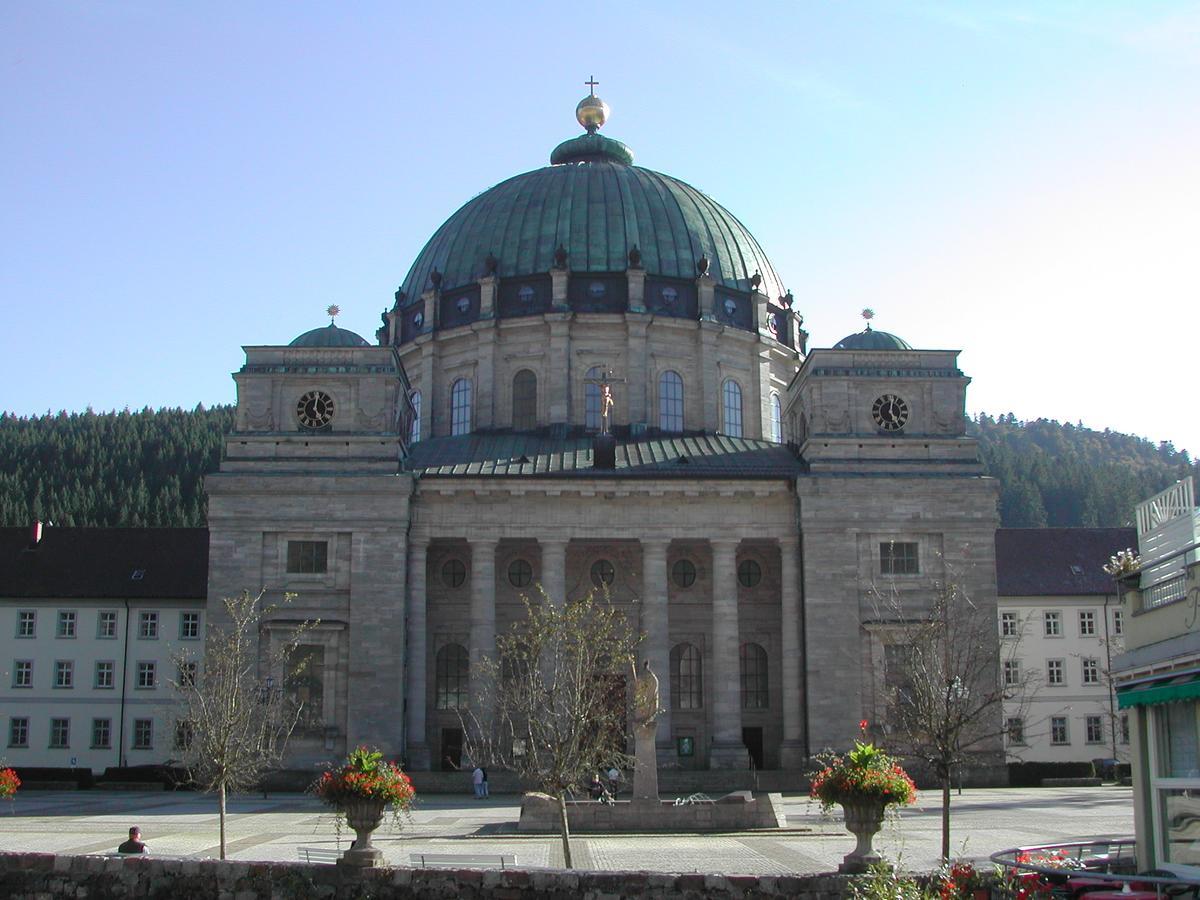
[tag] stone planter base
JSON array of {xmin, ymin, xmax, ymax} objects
[{"xmin": 837, "ymin": 799, "xmax": 887, "ymax": 874}]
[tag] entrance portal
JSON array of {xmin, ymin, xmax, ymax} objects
[
  {"xmin": 742, "ymin": 726, "xmax": 764, "ymax": 770},
  {"xmin": 440, "ymin": 727, "xmax": 463, "ymax": 771}
]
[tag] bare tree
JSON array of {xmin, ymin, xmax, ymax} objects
[
  {"xmin": 170, "ymin": 590, "xmax": 316, "ymax": 859},
  {"xmin": 460, "ymin": 588, "xmax": 640, "ymax": 868},
  {"xmin": 872, "ymin": 577, "xmax": 1029, "ymax": 862}
]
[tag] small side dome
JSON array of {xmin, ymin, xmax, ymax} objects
[
  {"xmin": 832, "ymin": 324, "xmax": 912, "ymax": 351},
  {"xmin": 289, "ymin": 322, "xmax": 370, "ymax": 348}
]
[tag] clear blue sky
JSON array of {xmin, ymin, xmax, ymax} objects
[{"xmin": 3, "ymin": 2, "xmax": 1197, "ymax": 455}]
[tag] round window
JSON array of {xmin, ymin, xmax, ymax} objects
[
  {"xmin": 456, "ymin": 296, "xmax": 471, "ymax": 313},
  {"xmin": 413, "ymin": 311, "xmax": 424, "ymax": 327},
  {"xmin": 590, "ymin": 559, "xmax": 615, "ymax": 588},
  {"xmin": 441, "ymin": 559, "xmax": 466, "ymax": 588},
  {"xmin": 671, "ymin": 558, "xmax": 696, "ymax": 589},
  {"xmin": 723, "ymin": 298, "xmax": 737, "ymax": 317},
  {"xmin": 518, "ymin": 284, "xmax": 536, "ymax": 304},
  {"xmin": 737, "ymin": 559, "xmax": 761, "ymax": 588},
  {"xmin": 588, "ymin": 281, "xmax": 607, "ymax": 298},
  {"xmin": 661, "ymin": 286, "xmax": 678, "ymax": 305},
  {"xmin": 508, "ymin": 558, "xmax": 533, "ymax": 588}
]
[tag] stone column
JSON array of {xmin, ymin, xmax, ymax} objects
[
  {"xmin": 405, "ymin": 539, "xmax": 430, "ymax": 769},
  {"xmin": 640, "ymin": 540, "xmax": 672, "ymax": 759},
  {"xmin": 540, "ymin": 538, "xmax": 569, "ymax": 606},
  {"xmin": 468, "ymin": 539, "xmax": 498, "ymax": 721},
  {"xmin": 709, "ymin": 538, "xmax": 749, "ymax": 768},
  {"xmin": 778, "ymin": 536, "xmax": 805, "ymax": 769}
]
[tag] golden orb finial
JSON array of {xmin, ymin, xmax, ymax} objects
[{"xmin": 576, "ymin": 75, "xmax": 609, "ymax": 133}]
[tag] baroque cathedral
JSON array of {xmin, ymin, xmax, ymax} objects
[{"xmin": 206, "ymin": 87, "xmax": 1002, "ymax": 777}]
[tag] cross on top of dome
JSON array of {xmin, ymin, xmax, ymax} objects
[{"xmin": 576, "ymin": 76, "xmax": 610, "ymax": 134}]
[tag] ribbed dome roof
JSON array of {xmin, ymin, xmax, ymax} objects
[
  {"xmin": 398, "ymin": 159, "xmax": 786, "ymax": 303},
  {"xmin": 832, "ymin": 325, "xmax": 912, "ymax": 351},
  {"xmin": 289, "ymin": 323, "xmax": 370, "ymax": 348}
]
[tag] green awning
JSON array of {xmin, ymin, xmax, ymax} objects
[{"xmin": 1117, "ymin": 675, "xmax": 1200, "ymax": 709}]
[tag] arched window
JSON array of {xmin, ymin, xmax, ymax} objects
[
  {"xmin": 770, "ymin": 392, "xmax": 782, "ymax": 443},
  {"xmin": 740, "ymin": 643, "xmax": 768, "ymax": 709},
  {"xmin": 512, "ymin": 369, "xmax": 537, "ymax": 431},
  {"xmin": 450, "ymin": 378, "xmax": 472, "ymax": 436},
  {"xmin": 584, "ymin": 366, "xmax": 603, "ymax": 431},
  {"xmin": 671, "ymin": 642, "xmax": 703, "ymax": 710},
  {"xmin": 722, "ymin": 379, "xmax": 743, "ymax": 437},
  {"xmin": 659, "ymin": 370, "xmax": 684, "ymax": 432},
  {"xmin": 435, "ymin": 643, "xmax": 469, "ymax": 710},
  {"xmin": 409, "ymin": 391, "xmax": 422, "ymax": 444}
]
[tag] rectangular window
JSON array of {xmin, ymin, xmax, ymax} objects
[
  {"xmin": 9, "ymin": 717, "xmax": 28, "ymax": 748},
  {"xmin": 1121, "ymin": 714, "xmax": 1130, "ymax": 744},
  {"xmin": 1079, "ymin": 610, "xmax": 1096, "ymax": 636},
  {"xmin": 1000, "ymin": 611, "xmax": 1018, "ymax": 637},
  {"xmin": 180, "ymin": 612, "xmax": 200, "ymax": 640},
  {"xmin": 177, "ymin": 661, "xmax": 197, "ymax": 687},
  {"xmin": 1082, "ymin": 657, "xmax": 1100, "ymax": 685},
  {"xmin": 92, "ymin": 718, "xmax": 111, "ymax": 749},
  {"xmin": 17, "ymin": 611, "xmax": 35, "ymax": 638},
  {"xmin": 1086, "ymin": 715, "xmax": 1104, "ymax": 744},
  {"xmin": 1006, "ymin": 716, "xmax": 1025, "ymax": 745},
  {"xmin": 98, "ymin": 611, "xmax": 117, "ymax": 639},
  {"xmin": 1113, "ymin": 609, "xmax": 1123, "ymax": 636},
  {"xmin": 1051, "ymin": 716, "xmax": 1069, "ymax": 745},
  {"xmin": 133, "ymin": 718, "xmax": 153, "ymax": 750},
  {"xmin": 880, "ymin": 541, "xmax": 919, "ymax": 576},
  {"xmin": 175, "ymin": 721, "xmax": 193, "ymax": 751},
  {"xmin": 1003, "ymin": 659, "xmax": 1020, "ymax": 686},
  {"xmin": 286, "ymin": 540, "xmax": 328, "ymax": 574},
  {"xmin": 55, "ymin": 660, "xmax": 74, "ymax": 688},
  {"xmin": 136, "ymin": 661, "xmax": 156, "ymax": 689},
  {"xmin": 95, "ymin": 660, "xmax": 115, "ymax": 689},
  {"xmin": 1044, "ymin": 611, "xmax": 1061, "ymax": 637},
  {"xmin": 13, "ymin": 660, "xmax": 32, "ymax": 688},
  {"xmin": 50, "ymin": 717, "xmax": 70, "ymax": 749},
  {"xmin": 57, "ymin": 610, "xmax": 76, "ymax": 638},
  {"xmin": 1047, "ymin": 659, "xmax": 1064, "ymax": 685},
  {"xmin": 138, "ymin": 612, "xmax": 158, "ymax": 639}
]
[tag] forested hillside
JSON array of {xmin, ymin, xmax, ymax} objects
[
  {"xmin": 0, "ymin": 406, "xmax": 1194, "ymax": 528},
  {"xmin": 971, "ymin": 414, "xmax": 1197, "ymax": 528},
  {"xmin": 0, "ymin": 406, "xmax": 232, "ymax": 527}
]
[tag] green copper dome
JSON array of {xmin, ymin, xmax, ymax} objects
[
  {"xmin": 832, "ymin": 325, "xmax": 912, "ymax": 351},
  {"xmin": 398, "ymin": 155, "xmax": 786, "ymax": 303},
  {"xmin": 289, "ymin": 322, "xmax": 370, "ymax": 348}
]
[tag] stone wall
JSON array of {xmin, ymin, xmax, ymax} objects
[{"xmin": 0, "ymin": 853, "xmax": 853, "ymax": 899}]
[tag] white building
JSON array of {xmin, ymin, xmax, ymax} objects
[
  {"xmin": 1112, "ymin": 477, "xmax": 1200, "ymax": 873},
  {"xmin": 0, "ymin": 525, "xmax": 207, "ymax": 773},
  {"xmin": 996, "ymin": 528, "xmax": 1132, "ymax": 766}
]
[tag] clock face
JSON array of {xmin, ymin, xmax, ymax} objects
[
  {"xmin": 872, "ymin": 394, "xmax": 909, "ymax": 431},
  {"xmin": 296, "ymin": 390, "xmax": 335, "ymax": 429}
]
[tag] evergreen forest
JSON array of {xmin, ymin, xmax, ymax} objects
[{"xmin": 0, "ymin": 405, "xmax": 1195, "ymax": 529}]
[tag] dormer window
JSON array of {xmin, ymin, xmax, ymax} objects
[
  {"xmin": 723, "ymin": 298, "xmax": 737, "ymax": 317},
  {"xmin": 456, "ymin": 296, "xmax": 470, "ymax": 313},
  {"xmin": 413, "ymin": 311, "xmax": 424, "ymax": 327},
  {"xmin": 661, "ymin": 286, "xmax": 678, "ymax": 305},
  {"xmin": 518, "ymin": 284, "xmax": 536, "ymax": 304},
  {"xmin": 588, "ymin": 281, "xmax": 606, "ymax": 298}
]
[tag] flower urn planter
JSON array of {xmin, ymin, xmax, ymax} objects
[
  {"xmin": 338, "ymin": 797, "xmax": 387, "ymax": 867},
  {"xmin": 837, "ymin": 797, "xmax": 887, "ymax": 873}
]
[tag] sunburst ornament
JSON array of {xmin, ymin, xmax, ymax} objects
[
  {"xmin": 861, "ymin": 308, "xmax": 875, "ymax": 321},
  {"xmin": 327, "ymin": 304, "xmax": 341, "ymax": 323}
]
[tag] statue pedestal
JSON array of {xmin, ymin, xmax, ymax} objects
[{"xmin": 632, "ymin": 722, "xmax": 659, "ymax": 804}]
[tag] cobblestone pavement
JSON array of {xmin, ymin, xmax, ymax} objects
[{"xmin": 0, "ymin": 786, "xmax": 1133, "ymax": 874}]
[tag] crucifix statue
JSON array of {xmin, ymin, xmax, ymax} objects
[{"xmin": 584, "ymin": 368, "xmax": 626, "ymax": 435}]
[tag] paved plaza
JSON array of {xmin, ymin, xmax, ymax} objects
[{"xmin": 0, "ymin": 786, "xmax": 1133, "ymax": 874}]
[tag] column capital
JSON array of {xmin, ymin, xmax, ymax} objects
[
  {"xmin": 640, "ymin": 538, "xmax": 670, "ymax": 555},
  {"xmin": 709, "ymin": 537, "xmax": 742, "ymax": 551},
  {"xmin": 538, "ymin": 537, "xmax": 570, "ymax": 549},
  {"xmin": 467, "ymin": 536, "xmax": 500, "ymax": 550},
  {"xmin": 777, "ymin": 535, "xmax": 799, "ymax": 549}
]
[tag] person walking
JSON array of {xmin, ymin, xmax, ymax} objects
[
  {"xmin": 472, "ymin": 765, "xmax": 484, "ymax": 799},
  {"xmin": 480, "ymin": 766, "xmax": 489, "ymax": 798}
]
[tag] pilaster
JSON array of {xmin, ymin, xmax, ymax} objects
[
  {"xmin": 626, "ymin": 318, "xmax": 649, "ymax": 426},
  {"xmin": 478, "ymin": 274, "xmax": 498, "ymax": 319},
  {"xmin": 709, "ymin": 538, "xmax": 749, "ymax": 768},
  {"xmin": 627, "ymin": 268, "xmax": 646, "ymax": 313},
  {"xmin": 474, "ymin": 326, "xmax": 496, "ymax": 430},
  {"xmin": 778, "ymin": 536, "xmax": 805, "ymax": 769},
  {"xmin": 406, "ymin": 540, "xmax": 430, "ymax": 769},
  {"xmin": 468, "ymin": 538, "xmax": 498, "ymax": 722},
  {"xmin": 547, "ymin": 318, "xmax": 571, "ymax": 424},
  {"xmin": 640, "ymin": 539, "xmax": 673, "ymax": 760},
  {"xmin": 551, "ymin": 268, "xmax": 570, "ymax": 310}
]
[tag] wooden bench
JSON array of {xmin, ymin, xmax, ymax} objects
[
  {"xmin": 298, "ymin": 847, "xmax": 344, "ymax": 865},
  {"xmin": 409, "ymin": 853, "xmax": 516, "ymax": 869}
]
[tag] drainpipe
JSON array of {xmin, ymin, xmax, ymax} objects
[{"xmin": 119, "ymin": 599, "xmax": 131, "ymax": 768}]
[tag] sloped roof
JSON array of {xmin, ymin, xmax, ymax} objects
[
  {"xmin": 0, "ymin": 527, "xmax": 209, "ymax": 600},
  {"xmin": 995, "ymin": 527, "xmax": 1135, "ymax": 596},
  {"xmin": 407, "ymin": 432, "xmax": 803, "ymax": 479}
]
